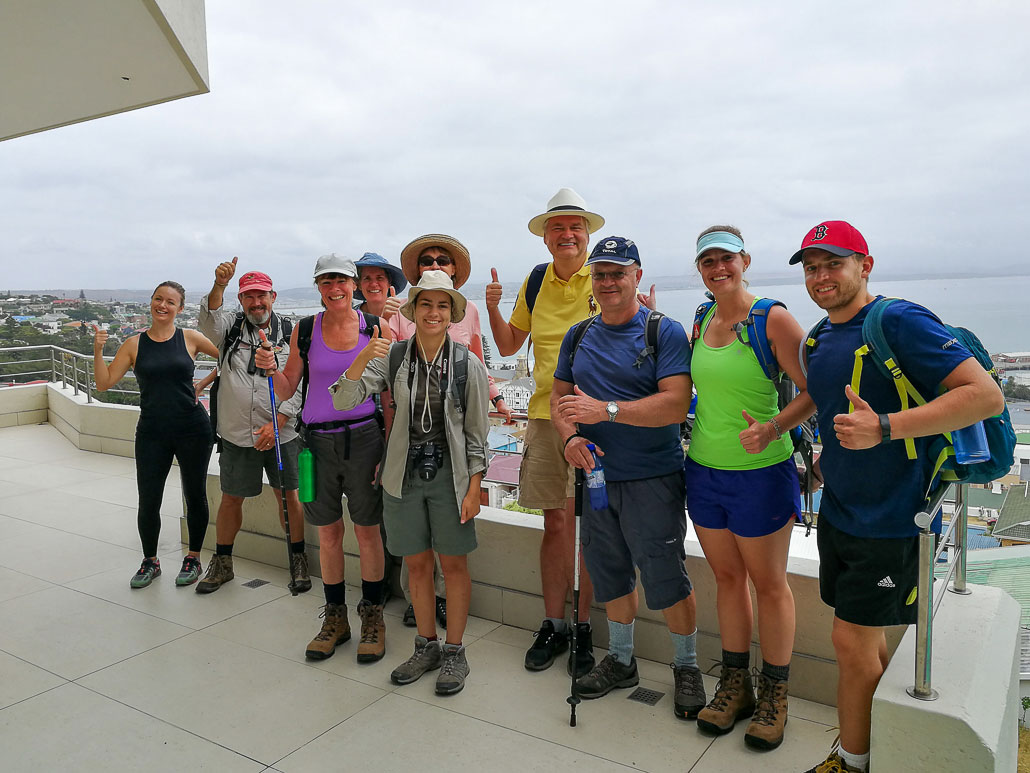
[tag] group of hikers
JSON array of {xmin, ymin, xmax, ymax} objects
[{"xmin": 91, "ymin": 187, "xmax": 1005, "ymax": 773}]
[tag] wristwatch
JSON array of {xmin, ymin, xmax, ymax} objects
[
  {"xmin": 878, "ymin": 413, "xmax": 892, "ymax": 444},
  {"xmin": 606, "ymin": 401, "xmax": 619, "ymax": 423}
]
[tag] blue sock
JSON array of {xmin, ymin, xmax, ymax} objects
[
  {"xmin": 607, "ymin": 619, "xmax": 634, "ymax": 665},
  {"xmin": 546, "ymin": 617, "xmax": 568, "ymax": 634},
  {"xmin": 671, "ymin": 629, "xmax": 698, "ymax": 669}
]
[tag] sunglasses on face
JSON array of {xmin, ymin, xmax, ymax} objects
[{"xmin": 418, "ymin": 255, "xmax": 453, "ymax": 267}]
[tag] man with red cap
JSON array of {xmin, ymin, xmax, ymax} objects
[{"xmin": 197, "ymin": 258, "xmax": 309, "ymax": 594}]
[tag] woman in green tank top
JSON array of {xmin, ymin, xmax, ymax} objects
[{"xmin": 684, "ymin": 226, "xmax": 816, "ymax": 751}]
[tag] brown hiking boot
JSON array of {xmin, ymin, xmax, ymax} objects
[
  {"xmin": 356, "ymin": 600, "xmax": 386, "ymax": 663},
  {"xmin": 305, "ymin": 603, "xmax": 350, "ymax": 660},
  {"xmin": 289, "ymin": 552, "xmax": 312, "ymax": 593},
  {"xmin": 744, "ymin": 672, "xmax": 788, "ymax": 750},
  {"xmin": 195, "ymin": 554, "xmax": 233, "ymax": 594},
  {"xmin": 696, "ymin": 664, "xmax": 756, "ymax": 735}
]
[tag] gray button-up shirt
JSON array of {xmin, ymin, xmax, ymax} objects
[{"xmin": 199, "ymin": 295, "xmax": 302, "ymax": 448}]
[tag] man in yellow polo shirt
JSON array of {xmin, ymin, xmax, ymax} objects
[{"xmin": 486, "ymin": 187, "xmax": 603, "ymax": 678}]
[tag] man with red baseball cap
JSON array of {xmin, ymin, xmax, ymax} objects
[
  {"xmin": 793, "ymin": 221, "xmax": 1003, "ymax": 773},
  {"xmin": 197, "ymin": 258, "xmax": 309, "ymax": 594}
]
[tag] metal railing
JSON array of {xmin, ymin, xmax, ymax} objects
[
  {"xmin": 908, "ymin": 481, "xmax": 970, "ymax": 701},
  {"xmin": 0, "ymin": 344, "xmax": 215, "ymax": 403}
]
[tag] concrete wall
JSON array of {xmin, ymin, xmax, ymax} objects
[
  {"xmin": 0, "ymin": 384, "xmax": 48, "ymax": 428},
  {"xmin": 45, "ymin": 383, "xmax": 140, "ymax": 457}
]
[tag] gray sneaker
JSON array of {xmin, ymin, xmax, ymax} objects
[
  {"xmin": 671, "ymin": 663, "xmax": 707, "ymax": 720},
  {"xmin": 391, "ymin": 636, "xmax": 443, "ymax": 685},
  {"xmin": 435, "ymin": 644, "xmax": 470, "ymax": 695},
  {"xmin": 196, "ymin": 554, "xmax": 234, "ymax": 594},
  {"xmin": 575, "ymin": 653, "xmax": 639, "ymax": 699}
]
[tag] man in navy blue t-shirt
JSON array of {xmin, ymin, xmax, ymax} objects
[
  {"xmin": 551, "ymin": 236, "xmax": 706, "ymax": 719},
  {"xmin": 792, "ymin": 221, "xmax": 1004, "ymax": 773}
]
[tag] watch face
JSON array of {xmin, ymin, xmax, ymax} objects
[{"xmin": 607, "ymin": 402, "xmax": 618, "ymax": 417}]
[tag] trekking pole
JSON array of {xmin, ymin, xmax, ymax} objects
[
  {"xmin": 568, "ymin": 466, "xmax": 585, "ymax": 727},
  {"xmin": 261, "ymin": 337, "xmax": 298, "ymax": 597}
]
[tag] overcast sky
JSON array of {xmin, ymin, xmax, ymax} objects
[{"xmin": 3, "ymin": 1, "xmax": 1029, "ymax": 293}]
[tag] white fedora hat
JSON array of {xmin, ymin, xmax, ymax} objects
[
  {"xmin": 400, "ymin": 269, "xmax": 467, "ymax": 323},
  {"xmin": 527, "ymin": 187, "xmax": 605, "ymax": 236}
]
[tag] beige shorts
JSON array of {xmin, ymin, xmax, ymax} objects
[{"xmin": 518, "ymin": 418, "xmax": 575, "ymax": 510}]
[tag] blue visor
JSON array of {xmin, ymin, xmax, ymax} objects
[{"xmin": 696, "ymin": 231, "xmax": 745, "ymax": 260}]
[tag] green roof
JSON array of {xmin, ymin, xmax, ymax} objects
[
  {"xmin": 994, "ymin": 485, "xmax": 1030, "ymax": 540},
  {"xmin": 937, "ymin": 556, "xmax": 1030, "ymax": 628}
]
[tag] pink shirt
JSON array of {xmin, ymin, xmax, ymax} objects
[{"xmin": 390, "ymin": 299, "xmax": 500, "ymax": 401}]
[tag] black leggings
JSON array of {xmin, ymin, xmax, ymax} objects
[{"xmin": 135, "ymin": 426, "xmax": 213, "ymax": 557}]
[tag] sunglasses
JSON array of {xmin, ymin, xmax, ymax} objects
[
  {"xmin": 590, "ymin": 270, "xmax": 631, "ymax": 282},
  {"xmin": 419, "ymin": 255, "xmax": 453, "ymax": 267}
]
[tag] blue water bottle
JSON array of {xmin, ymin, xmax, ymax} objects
[
  {"xmin": 952, "ymin": 420, "xmax": 990, "ymax": 465},
  {"xmin": 585, "ymin": 443, "xmax": 609, "ymax": 510}
]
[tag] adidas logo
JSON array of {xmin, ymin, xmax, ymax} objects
[{"xmin": 877, "ymin": 576, "xmax": 895, "ymax": 588}]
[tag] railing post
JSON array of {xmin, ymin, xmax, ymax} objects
[
  {"xmin": 949, "ymin": 483, "xmax": 971, "ymax": 595},
  {"xmin": 71, "ymin": 357, "xmax": 79, "ymax": 396},
  {"xmin": 60, "ymin": 353, "xmax": 67, "ymax": 388},
  {"xmin": 50, "ymin": 347, "xmax": 56, "ymax": 382},
  {"xmin": 85, "ymin": 359, "xmax": 93, "ymax": 403},
  {"xmin": 907, "ymin": 508, "xmax": 939, "ymax": 701}
]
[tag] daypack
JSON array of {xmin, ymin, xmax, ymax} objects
[
  {"xmin": 524, "ymin": 263, "xmax": 549, "ymax": 314},
  {"xmin": 693, "ymin": 298, "xmax": 818, "ymax": 531},
  {"xmin": 209, "ymin": 312, "xmax": 294, "ymax": 452},
  {"xmin": 801, "ymin": 297, "xmax": 1015, "ymax": 488},
  {"xmin": 387, "ymin": 338, "xmax": 470, "ymax": 414},
  {"xmin": 295, "ymin": 311, "xmax": 384, "ymax": 432},
  {"xmin": 566, "ymin": 309, "xmax": 666, "ymax": 370}
]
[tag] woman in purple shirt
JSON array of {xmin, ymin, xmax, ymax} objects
[{"xmin": 260, "ymin": 254, "xmax": 388, "ymax": 664}]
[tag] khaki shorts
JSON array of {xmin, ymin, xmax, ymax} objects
[{"xmin": 518, "ymin": 418, "xmax": 574, "ymax": 510}]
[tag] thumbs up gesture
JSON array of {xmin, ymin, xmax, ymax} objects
[
  {"xmin": 485, "ymin": 267, "xmax": 502, "ymax": 311},
  {"xmin": 92, "ymin": 323, "xmax": 108, "ymax": 352},
  {"xmin": 215, "ymin": 256, "xmax": 238, "ymax": 286},
  {"xmin": 738, "ymin": 409, "xmax": 777, "ymax": 454},
  {"xmin": 382, "ymin": 285, "xmax": 403, "ymax": 321},
  {"xmin": 253, "ymin": 328, "xmax": 277, "ymax": 371},
  {"xmin": 833, "ymin": 385, "xmax": 882, "ymax": 450},
  {"xmin": 361, "ymin": 324, "xmax": 392, "ymax": 363}
]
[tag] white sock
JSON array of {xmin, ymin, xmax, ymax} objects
[{"xmin": 839, "ymin": 746, "xmax": 870, "ymax": 772}]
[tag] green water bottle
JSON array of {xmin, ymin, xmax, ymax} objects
[{"xmin": 298, "ymin": 447, "xmax": 316, "ymax": 503}]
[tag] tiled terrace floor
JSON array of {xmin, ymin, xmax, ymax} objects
[{"xmin": 0, "ymin": 423, "xmax": 838, "ymax": 771}]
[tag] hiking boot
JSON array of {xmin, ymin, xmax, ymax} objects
[
  {"xmin": 435, "ymin": 595, "xmax": 447, "ymax": 628},
  {"xmin": 671, "ymin": 663, "xmax": 707, "ymax": 720},
  {"xmin": 289, "ymin": 551, "xmax": 312, "ymax": 593},
  {"xmin": 196, "ymin": 554, "xmax": 233, "ymax": 594},
  {"xmin": 403, "ymin": 603, "xmax": 417, "ymax": 627},
  {"xmin": 524, "ymin": 620, "xmax": 568, "ymax": 671},
  {"xmin": 305, "ymin": 603, "xmax": 350, "ymax": 660},
  {"xmin": 745, "ymin": 672, "xmax": 789, "ymax": 750},
  {"xmin": 175, "ymin": 555, "xmax": 203, "ymax": 587},
  {"xmin": 566, "ymin": 621, "xmax": 595, "ymax": 679},
  {"xmin": 356, "ymin": 600, "xmax": 386, "ymax": 663},
  {"xmin": 391, "ymin": 636, "xmax": 443, "ymax": 685},
  {"xmin": 435, "ymin": 644, "xmax": 470, "ymax": 695},
  {"xmin": 696, "ymin": 664, "xmax": 755, "ymax": 735},
  {"xmin": 804, "ymin": 750, "xmax": 863, "ymax": 773},
  {"xmin": 575, "ymin": 653, "xmax": 639, "ymax": 699},
  {"xmin": 130, "ymin": 558, "xmax": 161, "ymax": 589}
]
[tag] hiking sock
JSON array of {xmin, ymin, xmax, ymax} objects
[
  {"xmin": 215, "ymin": 543, "xmax": 233, "ymax": 557},
  {"xmin": 670, "ymin": 629, "xmax": 698, "ymax": 669},
  {"xmin": 324, "ymin": 581, "xmax": 346, "ymax": 606},
  {"xmin": 546, "ymin": 617, "xmax": 568, "ymax": 635},
  {"xmin": 361, "ymin": 578, "xmax": 386, "ymax": 606},
  {"xmin": 607, "ymin": 619, "xmax": 634, "ymax": 666},
  {"xmin": 839, "ymin": 747, "xmax": 870, "ymax": 772},
  {"xmin": 424, "ymin": 635, "xmax": 438, "ymax": 642},
  {"xmin": 722, "ymin": 649, "xmax": 749, "ymax": 670},
  {"xmin": 290, "ymin": 540, "xmax": 305, "ymax": 554},
  {"xmin": 762, "ymin": 660, "xmax": 790, "ymax": 682}
]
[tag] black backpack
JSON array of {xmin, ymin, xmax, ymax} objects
[{"xmin": 566, "ymin": 309, "xmax": 665, "ymax": 370}]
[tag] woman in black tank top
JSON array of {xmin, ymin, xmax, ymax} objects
[{"xmin": 93, "ymin": 281, "xmax": 220, "ymax": 589}]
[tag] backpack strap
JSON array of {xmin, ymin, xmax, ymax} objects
[
  {"xmin": 296, "ymin": 315, "xmax": 316, "ymax": 425},
  {"xmin": 732, "ymin": 298, "xmax": 785, "ymax": 380},
  {"xmin": 799, "ymin": 316, "xmax": 829, "ymax": 380},
  {"xmin": 524, "ymin": 263, "xmax": 549, "ymax": 314},
  {"xmin": 450, "ymin": 342, "xmax": 469, "ymax": 414},
  {"xmin": 632, "ymin": 309, "xmax": 665, "ymax": 368},
  {"xmin": 566, "ymin": 315, "xmax": 600, "ymax": 371},
  {"xmin": 690, "ymin": 301, "xmax": 715, "ymax": 347},
  {"xmin": 219, "ymin": 313, "xmax": 247, "ymax": 368}
]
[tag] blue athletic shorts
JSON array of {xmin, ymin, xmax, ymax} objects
[
  {"xmin": 684, "ymin": 456, "xmax": 801, "ymax": 538},
  {"xmin": 581, "ymin": 471, "xmax": 692, "ymax": 611}
]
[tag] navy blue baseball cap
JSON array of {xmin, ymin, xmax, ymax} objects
[
  {"xmin": 586, "ymin": 236, "xmax": 640, "ymax": 266},
  {"xmin": 353, "ymin": 252, "xmax": 408, "ymax": 300}
]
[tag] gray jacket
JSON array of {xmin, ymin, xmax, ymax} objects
[{"xmin": 330, "ymin": 337, "xmax": 489, "ymax": 502}]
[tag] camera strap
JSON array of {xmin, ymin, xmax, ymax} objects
[{"xmin": 407, "ymin": 338, "xmax": 448, "ymax": 435}]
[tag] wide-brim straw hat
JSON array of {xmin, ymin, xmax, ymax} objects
[
  {"xmin": 527, "ymin": 187, "xmax": 605, "ymax": 236},
  {"xmin": 399, "ymin": 234, "xmax": 471, "ymax": 289},
  {"xmin": 400, "ymin": 269, "xmax": 467, "ymax": 323},
  {"xmin": 353, "ymin": 252, "xmax": 408, "ymax": 301}
]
